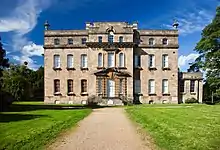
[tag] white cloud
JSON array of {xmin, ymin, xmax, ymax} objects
[
  {"xmin": 178, "ymin": 53, "xmax": 200, "ymax": 68},
  {"xmin": 0, "ymin": 0, "xmax": 50, "ymax": 69},
  {"xmin": 164, "ymin": 9, "xmax": 214, "ymax": 35}
]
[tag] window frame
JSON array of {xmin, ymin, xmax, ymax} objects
[
  {"xmin": 81, "ymin": 54, "xmax": 88, "ymax": 68},
  {"xmin": 119, "ymin": 78, "xmax": 123, "ymax": 94},
  {"xmin": 108, "ymin": 34, "xmax": 114, "ymax": 44},
  {"xmin": 97, "ymin": 78, "xmax": 102, "ymax": 93},
  {"xmin": 119, "ymin": 53, "xmax": 125, "ymax": 67},
  {"xmin": 119, "ymin": 36, "xmax": 123, "ymax": 43},
  {"xmin": 67, "ymin": 54, "xmax": 74, "ymax": 68},
  {"xmin": 162, "ymin": 54, "xmax": 169, "ymax": 68},
  {"xmin": 107, "ymin": 52, "xmax": 115, "ymax": 68},
  {"xmin": 67, "ymin": 79, "xmax": 73, "ymax": 93},
  {"xmin": 148, "ymin": 79, "xmax": 155, "ymax": 94},
  {"xmin": 68, "ymin": 38, "xmax": 73, "ymax": 45},
  {"xmin": 149, "ymin": 38, "xmax": 155, "ymax": 46},
  {"xmin": 134, "ymin": 80, "xmax": 141, "ymax": 94},
  {"xmin": 162, "ymin": 38, "xmax": 168, "ymax": 45},
  {"xmin": 54, "ymin": 54, "xmax": 61, "ymax": 68},
  {"xmin": 190, "ymin": 80, "xmax": 195, "ymax": 93},
  {"xmin": 162, "ymin": 79, "xmax": 169, "ymax": 94},
  {"xmin": 98, "ymin": 53, "xmax": 103, "ymax": 67},
  {"xmin": 82, "ymin": 38, "xmax": 87, "ymax": 44},
  {"xmin": 54, "ymin": 38, "xmax": 60, "ymax": 45},
  {"xmin": 134, "ymin": 55, "xmax": 141, "ymax": 67},
  {"xmin": 81, "ymin": 79, "xmax": 87, "ymax": 93},
  {"xmin": 54, "ymin": 79, "xmax": 60, "ymax": 94},
  {"xmin": 149, "ymin": 54, "xmax": 155, "ymax": 68},
  {"xmin": 98, "ymin": 36, "xmax": 102, "ymax": 43}
]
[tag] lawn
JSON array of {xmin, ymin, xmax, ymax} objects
[
  {"xmin": 126, "ymin": 104, "xmax": 220, "ymax": 150},
  {"xmin": 0, "ymin": 102, "xmax": 92, "ymax": 150}
]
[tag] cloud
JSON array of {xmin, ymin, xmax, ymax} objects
[
  {"xmin": 0, "ymin": 0, "xmax": 50, "ymax": 69},
  {"xmin": 178, "ymin": 53, "xmax": 200, "ymax": 69},
  {"xmin": 163, "ymin": 9, "xmax": 214, "ymax": 35}
]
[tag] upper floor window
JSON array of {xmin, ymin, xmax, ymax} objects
[
  {"xmin": 81, "ymin": 54, "xmax": 88, "ymax": 68},
  {"xmin": 162, "ymin": 54, "xmax": 169, "ymax": 68},
  {"xmin": 54, "ymin": 79, "xmax": 60, "ymax": 93},
  {"xmin": 190, "ymin": 80, "xmax": 195, "ymax": 92},
  {"xmin": 98, "ymin": 36, "xmax": 102, "ymax": 43},
  {"xmin": 148, "ymin": 79, "xmax": 155, "ymax": 94},
  {"xmin": 68, "ymin": 38, "xmax": 73, "ymax": 45},
  {"xmin": 67, "ymin": 54, "xmax": 74, "ymax": 68},
  {"xmin": 54, "ymin": 55, "xmax": 60, "ymax": 68},
  {"xmin": 54, "ymin": 38, "xmax": 60, "ymax": 45},
  {"xmin": 67, "ymin": 79, "xmax": 73, "ymax": 93},
  {"xmin": 149, "ymin": 38, "xmax": 155, "ymax": 46},
  {"xmin": 134, "ymin": 55, "xmax": 141, "ymax": 67},
  {"xmin": 108, "ymin": 53, "xmax": 114, "ymax": 67},
  {"xmin": 98, "ymin": 53, "xmax": 103, "ymax": 67},
  {"xmin": 82, "ymin": 38, "xmax": 87, "ymax": 44},
  {"xmin": 119, "ymin": 53, "xmax": 125, "ymax": 67},
  {"xmin": 162, "ymin": 38, "xmax": 168, "ymax": 45},
  {"xmin": 149, "ymin": 55, "xmax": 155, "ymax": 68},
  {"xmin": 162, "ymin": 79, "xmax": 169, "ymax": 94},
  {"xmin": 81, "ymin": 79, "xmax": 87, "ymax": 93},
  {"xmin": 119, "ymin": 36, "xmax": 123, "ymax": 43},
  {"xmin": 108, "ymin": 33, "xmax": 114, "ymax": 44}
]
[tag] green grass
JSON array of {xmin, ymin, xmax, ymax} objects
[
  {"xmin": 0, "ymin": 102, "xmax": 92, "ymax": 150},
  {"xmin": 126, "ymin": 104, "xmax": 220, "ymax": 150}
]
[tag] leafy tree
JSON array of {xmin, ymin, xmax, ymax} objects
[{"xmin": 190, "ymin": 6, "xmax": 220, "ymax": 100}]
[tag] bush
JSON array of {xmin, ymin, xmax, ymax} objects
[
  {"xmin": 120, "ymin": 96, "xmax": 133, "ymax": 105},
  {"xmin": 185, "ymin": 97, "xmax": 198, "ymax": 104},
  {"xmin": 87, "ymin": 95, "xmax": 103, "ymax": 106}
]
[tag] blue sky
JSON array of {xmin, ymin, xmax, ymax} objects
[{"xmin": 0, "ymin": 0, "xmax": 219, "ymax": 70}]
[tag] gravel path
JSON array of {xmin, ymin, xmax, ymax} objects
[{"xmin": 48, "ymin": 108, "xmax": 153, "ymax": 150}]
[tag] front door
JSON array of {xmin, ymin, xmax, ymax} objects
[{"xmin": 107, "ymin": 79, "xmax": 115, "ymax": 97}]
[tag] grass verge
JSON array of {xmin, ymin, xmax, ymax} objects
[
  {"xmin": 126, "ymin": 104, "xmax": 220, "ymax": 150},
  {"xmin": 0, "ymin": 102, "xmax": 92, "ymax": 150}
]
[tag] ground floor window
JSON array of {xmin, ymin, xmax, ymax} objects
[
  {"xmin": 81, "ymin": 79, "xmax": 87, "ymax": 93},
  {"xmin": 54, "ymin": 79, "xmax": 60, "ymax": 93}
]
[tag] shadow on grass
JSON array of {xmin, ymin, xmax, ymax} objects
[
  {"xmin": 6, "ymin": 104, "xmax": 120, "ymax": 112},
  {"xmin": 0, "ymin": 113, "xmax": 47, "ymax": 123}
]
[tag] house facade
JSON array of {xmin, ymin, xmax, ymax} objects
[{"xmin": 43, "ymin": 21, "xmax": 203, "ymax": 104}]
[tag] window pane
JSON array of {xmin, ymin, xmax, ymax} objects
[
  {"xmin": 67, "ymin": 55, "xmax": 73, "ymax": 68},
  {"xmin": 119, "ymin": 36, "xmax": 123, "ymax": 43},
  {"xmin": 162, "ymin": 38, "xmax": 168, "ymax": 45},
  {"xmin": 162, "ymin": 55, "xmax": 168, "ymax": 68},
  {"xmin": 98, "ymin": 53, "xmax": 103, "ymax": 67},
  {"xmin": 54, "ymin": 55, "xmax": 60, "ymax": 68},
  {"xmin": 54, "ymin": 39, "xmax": 60, "ymax": 45},
  {"xmin": 162, "ymin": 79, "xmax": 168, "ymax": 94},
  {"xmin": 82, "ymin": 38, "xmax": 87, "ymax": 44},
  {"xmin": 149, "ymin": 55, "xmax": 155, "ymax": 67},
  {"xmin": 190, "ymin": 80, "xmax": 195, "ymax": 92},
  {"xmin": 81, "ymin": 80, "xmax": 87, "ymax": 93},
  {"xmin": 68, "ymin": 38, "xmax": 73, "ymax": 45},
  {"xmin": 119, "ymin": 53, "xmax": 124, "ymax": 67},
  {"xmin": 67, "ymin": 80, "xmax": 73, "ymax": 93},
  {"xmin": 108, "ymin": 35, "xmax": 114, "ymax": 43},
  {"xmin": 108, "ymin": 53, "xmax": 114, "ymax": 67},
  {"xmin": 98, "ymin": 36, "xmax": 102, "ymax": 43},
  {"xmin": 54, "ymin": 80, "xmax": 60, "ymax": 93},
  {"xmin": 149, "ymin": 80, "xmax": 155, "ymax": 94},
  {"xmin": 135, "ymin": 80, "xmax": 141, "ymax": 93},
  {"xmin": 98, "ymin": 79, "xmax": 102, "ymax": 93},
  {"xmin": 149, "ymin": 38, "xmax": 154, "ymax": 46},
  {"xmin": 135, "ymin": 55, "xmax": 141, "ymax": 67},
  {"xmin": 81, "ymin": 54, "xmax": 87, "ymax": 68},
  {"xmin": 119, "ymin": 79, "xmax": 123, "ymax": 93}
]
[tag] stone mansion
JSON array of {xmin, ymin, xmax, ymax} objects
[{"xmin": 43, "ymin": 21, "xmax": 203, "ymax": 104}]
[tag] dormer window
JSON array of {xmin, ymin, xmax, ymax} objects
[
  {"xmin": 149, "ymin": 38, "xmax": 155, "ymax": 46},
  {"xmin": 54, "ymin": 38, "xmax": 60, "ymax": 45},
  {"xmin": 162, "ymin": 38, "xmax": 168, "ymax": 45}
]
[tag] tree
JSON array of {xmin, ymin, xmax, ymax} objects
[{"xmin": 190, "ymin": 6, "xmax": 220, "ymax": 101}]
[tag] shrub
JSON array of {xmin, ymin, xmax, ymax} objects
[
  {"xmin": 185, "ymin": 97, "xmax": 198, "ymax": 104},
  {"xmin": 87, "ymin": 95, "xmax": 103, "ymax": 106},
  {"xmin": 120, "ymin": 96, "xmax": 133, "ymax": 105}
]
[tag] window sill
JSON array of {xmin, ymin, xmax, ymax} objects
[
  {"xmin": 67, "ymin": 92, "xmax": 76, "ymax": 96},
  {"xmin": 53, "ymin": 67, "xmax": 62, "ymax": 71},
  {"xmin": 54, "ymin": 92, "xmax": 62, "ymax": 96},
  {"xmin": 81, "ymin": 92, "xmax": 89, "ymax": 96},
  {"xmin": 148, "ymin": 93, "xmax": 157, "ymax": 96},
  {"xmin": 97, "ymin": 67, "xmax": 105, "ymax": 70},
  {"xmin": 118, "ymin": 67, "xmax": 127, "ymax": 70},
  {"xmin": 97, "ymin": 93, "xmax": 103, "ymax": 96},
  {"xmin": 135, "ymin": 66, "xmax": 143, "ymax": 70},
  {"xmin": 162, "ymin": 67, "xmax": 171, "ymax": 70},
  {"xmin": 135, "ymin": 93, "xmax": 143, "ymax": 96},
  {"xmin": 190, "ymin": 92, "xmax": 196, "ymax": 95},
  {"xmin": 66, "ymin": 67, "xmax": 76, "ymax": 71},
  {"xmin": 162, "ymin": 93, "xmax": 171, "ymax": 96},
  {"xmin": 80, "ymin": 67, "xmax": 89, "ymax": 71},
  {"xmin": 148, "ymin": 67, "xmax": 157, "ymax": 71}
]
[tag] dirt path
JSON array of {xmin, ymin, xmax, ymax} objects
[{"xmin": 48, "ymin": 108, "xmax": 153, "ymax": 150}]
